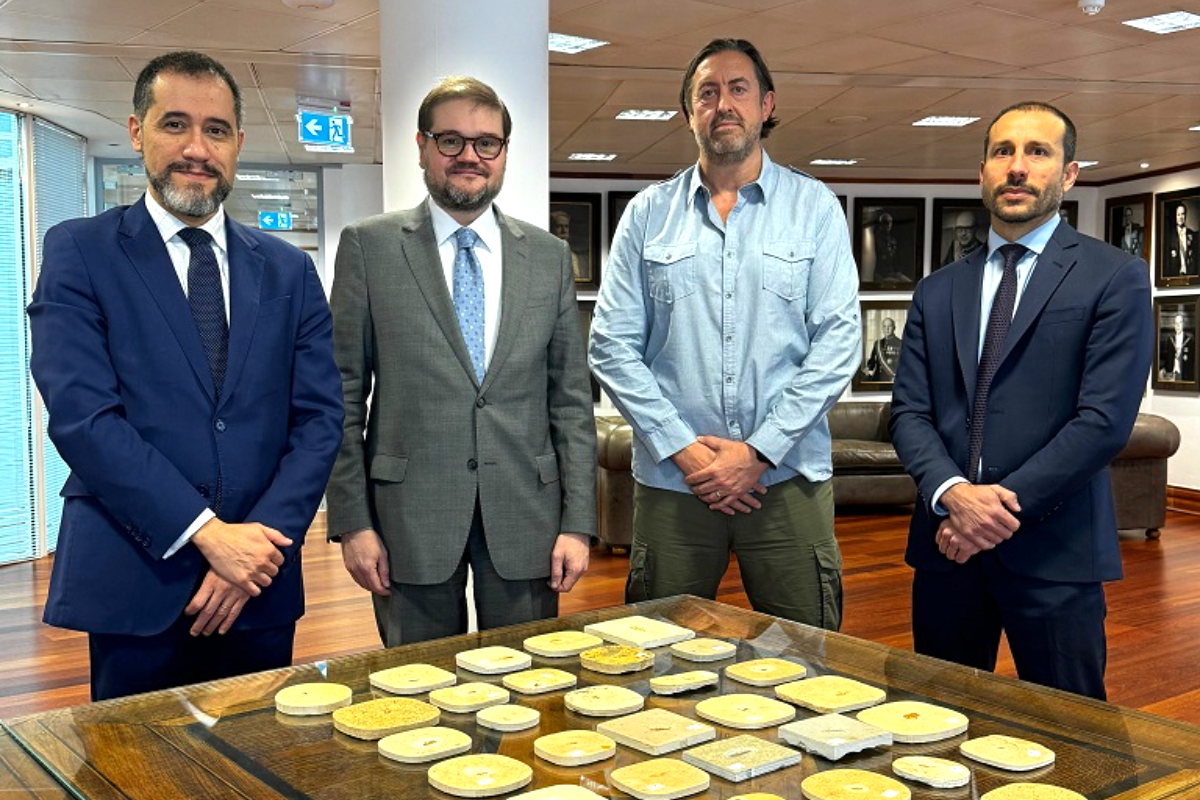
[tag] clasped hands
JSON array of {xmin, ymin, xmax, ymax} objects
[
  {"xmin": 674, "ymin": 436, "xmax": 769, "ymax": 516},
  {"xmin": 936, "ymin": 482, "xmax": 1021, "ymax": 564},
  {"xmin": 186, "ymin": 518, "xmax": 292, "ymax": 636}
]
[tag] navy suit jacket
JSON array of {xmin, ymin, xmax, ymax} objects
[
  {"xmin": 890, "ymin": 222, "xmax": 1152, "ymax": 583},
  {"xmin": 28, "ymin": 198, "xmax": 343, "ymax": 636}
]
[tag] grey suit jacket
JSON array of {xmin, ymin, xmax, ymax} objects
[{"xmin": 326, "ymin": 201, "xmax": 596, "ymax": 585}]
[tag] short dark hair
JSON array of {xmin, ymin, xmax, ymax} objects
[
  {"xmin": 134, "ymin": 51, "xmax": 243, "ymax": 129},
  {"xmin": 983, "ymin": 101, "xmax": 1076, "ymax": 164},
  {"xmin": 679, "ymin": 38, "xmax": 778, "ymax": 138},
  {"xmin": 418, "ymin": 76, "xmax": 512, "ymax": 139}
]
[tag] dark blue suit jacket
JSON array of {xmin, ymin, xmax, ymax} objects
[
  {"xmin": 890, "ymin": 222, "xmax": 1152, "ymax": 583},
  {"xmin": 28, "ymin": 198, "xmax": 343, "ymax": 636}
]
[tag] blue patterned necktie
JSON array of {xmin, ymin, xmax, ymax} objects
[
  {"xmin": 178, "ymin": 226, "xmax": 228, "ymax": 399},
  {"xmin": 453, "ymin": 227, "xmax": 486, "ymax": 382},
  {"xmin": 968, "ymin": 243, "xmax": 1026, "ymax": 483}
]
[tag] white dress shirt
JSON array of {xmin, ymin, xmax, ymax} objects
[
  {"xmin": 428, "ymin": 198, "xmax": 504, "ymax": 370},
  {"xmin": 144, "ymin": 191, "xmax": 230, "ymax": 556}
]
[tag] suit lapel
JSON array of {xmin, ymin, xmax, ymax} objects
[
  {"xmin": 482, "ymin": 208, "xmax": 530, "ymax": 392},
  {"xmin": 1000, "ymin": 223, "xmax": 1078, "ymax": 363},
  {"xmin": 952, "ymin": 247, "xmax": 986, "ymax": 399},
  {"xmin": 402, "ymin": 206, "xmax": 480, "ymax": 384},
  {"xmin": 221, "ymin": 219, "xmax": 264, "ymax": 409},
  {"xmin": 119, "ymin": 199, "xmax": 215, "ymax": 399}
]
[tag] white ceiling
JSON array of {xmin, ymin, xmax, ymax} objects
[{"xmin": 3, "ymin": 0, "xmax": 1200, "ymax": 183}]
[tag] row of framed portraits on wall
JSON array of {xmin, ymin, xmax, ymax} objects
[
  {"xmin": 1104, "ymin": 189, "xmax": 1200, "ymax": 288},
  {"xmin": 556, "ymin": 187, "xmax": 1200, "ymax": 293},
  {"xmin": 561, "ymin": 189, "xmax": 1200, "ymax": 396},
  {"xmin": 579, "ymin": 294, "xmax": 1200, "ymax": 398}
]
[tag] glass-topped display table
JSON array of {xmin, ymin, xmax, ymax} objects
[{"xmin": 4, "ymin": 596, "xmax": 1199, "ymax": 799}]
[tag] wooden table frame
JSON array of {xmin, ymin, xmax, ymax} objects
[{"xmin": 5, "ymin": 597, "xmax": 1199, "ymax": 799}]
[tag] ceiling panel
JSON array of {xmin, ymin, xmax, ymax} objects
[{"xmin": 2, "ymin": 0, "xmax": 1198, "ymax": 181}]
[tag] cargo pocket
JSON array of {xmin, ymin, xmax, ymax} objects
[
  {"xmin": 625, "ymin": 542, "xmax": 651, "ymax": 603},
  {"xmin": 813, "ymin": 537, "xmax": 844, "ymax": 632}
]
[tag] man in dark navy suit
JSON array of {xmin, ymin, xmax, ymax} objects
[
  {"xmin": 890, "ymin": 102, "xmax": 1153, "ymax": 700},
  {"xmin": 28, "ymin": 51, "xmax": 343, "ymax": 700}
]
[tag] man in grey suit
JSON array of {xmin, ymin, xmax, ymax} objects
[{"xmin": 327, "ymin": 76, "xmax": 596, "ymax": 645}]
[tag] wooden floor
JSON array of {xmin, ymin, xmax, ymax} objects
[{"xmin": 2, "ymin": 510, "xmax": 1199, "ymax": 726}]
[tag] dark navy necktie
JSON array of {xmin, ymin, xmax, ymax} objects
[
  {"xmin": 178, "ymin": 227, "xmax": 228, "ymax": 399},
  {"xmin": 968, "ymin": 243, "xmax": 1026, "ymax": 483},
  {"xmin": 453, "ymin": 227, "xmax": 487, "ymax": 382}
]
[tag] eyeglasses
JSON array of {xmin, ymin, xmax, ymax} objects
[{"xmin": 422, "ymin": 131, "xmax": 508, "ymax": 160}]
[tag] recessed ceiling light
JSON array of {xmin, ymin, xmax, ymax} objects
[
  {"xmin": 252, "ymin": 193, "xmax": 290, "ymax": 200},
  {"xmin": 615, "ymin": 110, "xmax": 677, "ymax": 121},
  {"xmin": 1190, "ymin": 125, "xmax": 1200, "ymax": 131},
  {"xmin": 568, "ymin": 152, "xmax": 617, "ymax": 161},
  {"xmin": 1140, "ymin": 162, "xmax": 1151, "ymax": 169},
  {"xmin": 304, "ymin": 143, "xmax": 354, "ymax": 153},
  {"xmin": 810, "ymin": 158, "xmax": 859, "ymax": 166},
  {"xmin": 912, "ymin": 116, "xmax": 980, "ymax": 128},
  {"xmin": 236, "ymin": 174, "xmax": 271, "ymax": 181},
  {"xmin": 1122, "ymin": 11, "xmax": 1200, "ymax": 34},
  {"xmin": 1076, "ymin": 160, "xmax": 1099, "ymax": 168},
  {"xmin": 549, "ymin": 33, "xmax": 609, "ymax": 54},
  {"xmin": 16, "ymin": 101, "xmax": 32, "ymax": 108}
]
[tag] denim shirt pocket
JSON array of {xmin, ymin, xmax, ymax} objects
[
  {"xmin": 645, "ymin": 242, "xmax": 699, "ymax": 303},
  {"xmin": 762, "ymin": 239, "xmax": 814, "ymax": 302}
]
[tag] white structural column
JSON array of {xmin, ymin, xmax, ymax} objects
[
  {"xmin": 377, "ymin": 2, "xmax": 551, "ymax": 633},
  {"xmin": 378, "ymin": 0, "xmax": 550, "ymax": 224}
]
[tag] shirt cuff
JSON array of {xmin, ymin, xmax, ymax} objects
[
  {"xmin": 165, "ymin": 508, "xmax": 215, "ymax": 559},
  {"xmin": 931, "ymin": 476, "xmax": 968, "ymax": 516}
]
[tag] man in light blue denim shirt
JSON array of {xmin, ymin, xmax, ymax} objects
[{"xmin": 589, "ymin": 39, "xmax": 861, "ymax": 629}]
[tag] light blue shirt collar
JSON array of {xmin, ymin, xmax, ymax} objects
[
  {"xmin": 686, "ymin": 148, "xmax": 775, "ymax": 210},
  {"xmin": 986, "ymin": 212, "xmax": 1061, "ymax": 261}
]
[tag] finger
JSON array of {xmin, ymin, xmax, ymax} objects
[
  {"xmin": 184, "ymin": 583, "xmax": 214, "ymax": 616},
  {"xmin": 250, "ymin": 571, "xmax": 272, "ymax": 589},
  {"xmin": 752, "ymin": 483, "xmax": 767, "ymax": 494},
  {"xmin": 263, "ymin": 527, "xmax": 294, "ymax": 548},
  {"xmin": 268, "ymin": 548, "xmax": 286, "ymax": 566},
  {"xmin": 738, "ymin": 493, "xmax": 763, "ymax": 511},
  {"xmin": 559, "ymin": 559, "xmax": 587, "ymax": 593},
  {"xmin": 547, "ymin": 552, "xmax": 565, "ymax": 591},
  {"xmin": 218, "ymin": 598, "xmax": 248, "ymax": 635},
  {"xmin": 190, "ymin": 607, "xmax": 217, "ymax": 636}
]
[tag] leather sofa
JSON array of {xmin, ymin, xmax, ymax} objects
[{"xmin": 594, "ymin": 403, "xmax": 1180, "ymax": 548}]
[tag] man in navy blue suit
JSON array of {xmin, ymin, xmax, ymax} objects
[
  {"xmin": 890, "ymin": 102, "xmax": 1153, "ymax": 700},
  {"xmin": 28, "ymin": 51, "xmax": 343, "ymax": 700}
]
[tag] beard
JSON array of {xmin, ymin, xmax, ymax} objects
[
  {"xmin": 695, "ymin": 112, "xmax": 760, "ymax": 166},
  {"xmin": 147, "ymin": 160, "xmax": 232, "ymax": 219},
  {"xmin": 425, "ymin": 166, "xmax": 504, "ymax": 213},
  {"xmin": 983, "ymin": 175, "xmax": 1064, "ymax": 225}
]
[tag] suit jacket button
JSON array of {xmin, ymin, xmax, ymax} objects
[
  {"xmin": 198, "ymin": 485, "xmax": 210, "ymax": 498},
  {"xmin": 467, "ymin": 458, "xmax": 478, "ymax": 470},
  {"xmin": 214, "ymin": 419, "xmax": 226, "ymax": 432},
  {"xmin": 476, "ymin": 397, "xmax": 486, "ymax": 408}
]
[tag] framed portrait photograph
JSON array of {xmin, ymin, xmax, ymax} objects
[
  {"xmin": 852, "ymin": 300, "xmax": 910, "ymax": 392},
  {"xmin": 853, "ymin": 198, "xmax": 925, "ymax": 290},
  {"xmin": 1152, "ymin": 296, "xmax": 1199, "ymax": 392},
  {"xmin": 931, "ymin": 198, "xmax": 988, "ymax": 271},
  {"xmin": 1155, "ymin": 188, "xmax": 1200, "ymax": 287},
  {"xmin": 607, "ymin": 190, "xmax": 637, "ymax": 246},
  {"xmin": 1105, "ymin": 193, "xmax": 1152, "ymax": 263},
  {"xmin": 577, "ymin": 300, "xmax": 602, "ymax": 402},
  {"xmin": 550, "ymin": 192, "xmax": 602, "ymax": 290}
]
